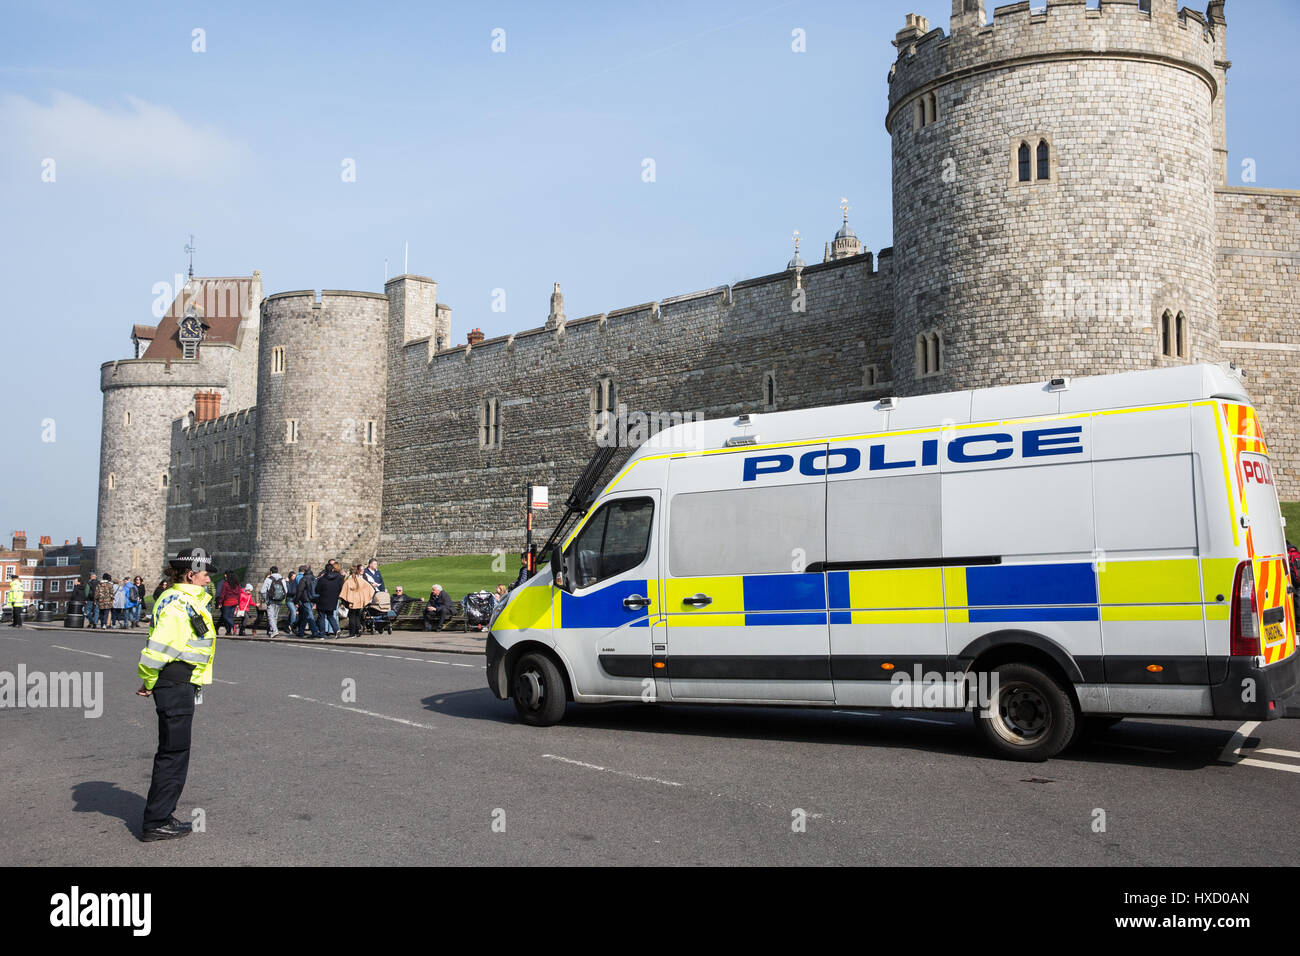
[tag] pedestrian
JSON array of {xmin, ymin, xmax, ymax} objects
[
  {"xmin": 424, "ymin": 583, "xmax": 451, "ymax": 632},
  {"xmin": 6, "ymin": 574, "xmax": 24, "ymax": 627},
  {"xmin": 216, "ymin": 572, "xmax": 241, "ymax": 635},
  {"xmin": 136, "ymin": 548, "xmax": 218, "ymax": 842},
  {"xmin": 113, "ymin": 575, "xmax": 129, "ymax": 628},
  {"xmin": 340, "ymin": 564, "xmax": 375, "ymax": 638},
  {"xmin": 95, "ymin": 574, "xmax": 115, "ymax": 629},
  {"xmin": 84, "ymin": 574, "xmax": 99, "ymax": 628},
  {"xmin": 387, "ymin": 585, "xmax": 411, "ymax": 625},
  {"xmin": 314, "ymin": 560, "xmax": 345, "ymax": 637},
  {"xmin": 70, "ymin": 578, "xmax": 82, "ymax": 617},
  {"xmin": 260, "ymin": 566, "xmax": 287, "ymax": 637},
  {"xmin": 362, "ymin": 558, "xmax": 385, "ymax": 594},
  {"xmin": 294, "ymin": 565, "xmax": 319, "ymax": 638},
  {"xmin": 283, "ymin": 570, "xmax": 299, "ymax": 633},
  {"xmin": 131, "ymin": 575, "xmax": 147, "ymax": 628},
  {"xmin": 236, "ymin": 584, "xmax": 256, "ymax": 635},
  {"xmin": 493, "ymin": 583, "xmax": 509, "ymax": 610}
]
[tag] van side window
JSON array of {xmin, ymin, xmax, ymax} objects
[
  {"xmin": 670, "ymin": 483, "xmax": 826, "ymax": 576},
  {"xmin": 568, "ymin": 497, "xmax": 654, "ymax": 588}
]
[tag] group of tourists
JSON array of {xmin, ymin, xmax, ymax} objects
[{"xmin": 70, "ymin": 573, "xmax": 150, "ymax": 629}]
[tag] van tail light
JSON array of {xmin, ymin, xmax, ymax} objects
[{"xmin": 1230, "ymin": 560, "xmax": 1259, "ymax": 657}]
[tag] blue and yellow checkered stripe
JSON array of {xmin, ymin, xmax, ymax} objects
[{"xmin": 500, "ymin": 558, "xmax": 1219, "ymax": 630}]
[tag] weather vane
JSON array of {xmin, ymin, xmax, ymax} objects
[
  {"xmin": 840, "ymin": 198, "xmax": 850, "ymax": 224},
  {"xmin": 185, "ymin": 235, "xmax": 196, "ymax": 278},
  {"xmin": 793, "ymin": 229, "xmax": 800, "ymax": 255}
]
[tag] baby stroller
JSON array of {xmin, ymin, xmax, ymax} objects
[
  {"xmin": 363, "ymin": 589, "xmax": 392, "ymax": 635},
  {"xmin": 462, "ymin": 590, "xmax": 494, "ymax": 632}
]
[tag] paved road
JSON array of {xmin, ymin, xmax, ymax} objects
[{"xmin": 2, "ymin": 626, "xmax": 1297, "ymax": 865}]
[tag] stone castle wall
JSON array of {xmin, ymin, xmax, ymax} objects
[
  {"xmin": 1216, "ymin": 186, "xmax": 1300, "ymax": 499},
  {"xmin": 165, "ymin": 409, "xmax": 258, "ymax": 575},
  {"xmin": 380, "ymin": 254, "xmax": 895, "ymax": 558},
  {"xmin": 888, "ymin": 0, "xmax": 1221, "ymax": 398},
  {"xmin": 96, "ymin": 349, "xmax": 240, "ymax": 576},
  {"xmin": 246, "ymin": 291, "xmax": 389, "ymax": 573}
]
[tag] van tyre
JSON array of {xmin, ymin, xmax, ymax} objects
[
  {"xmin": 512, "ymin": 652, "xmax": 567, "ymax": 726},
  {"xmin": 974, "ymin": 662, "xmax": 1077, "ymax": 761}
]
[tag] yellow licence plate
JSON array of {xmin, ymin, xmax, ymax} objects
[{"xmin": 1263, "ymin": 622, "xmax": 1286, "ymax": 646}]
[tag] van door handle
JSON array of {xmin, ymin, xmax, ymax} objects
[
  {"xmin": 623, "ymin": 595, "xmax": 650, "ymax": 609},
  {"xmin": 682, "ymin": 593, "xmax": 712, "ymax": 607}
]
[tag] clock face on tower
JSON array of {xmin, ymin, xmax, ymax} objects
[{"xmin": 178, "ymin": 315, "xmax": 203, "ymax": 344}]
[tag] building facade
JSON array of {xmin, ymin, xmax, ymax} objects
[{"xmin": 96, "ymin": 0, "xmax": 1299, "ymax": 576}]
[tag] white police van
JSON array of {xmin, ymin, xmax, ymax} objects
[{"xmin": 485, "ymin": 364, "xmax": 1297, "ymax": 760}]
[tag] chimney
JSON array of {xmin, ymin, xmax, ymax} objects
[
  {"xmin": 194, "ymin": 390, "xmax": 222, "ymax": 423},
  {"xmin": 64, "ymin": 539, "xmax": 69, "ymax": 546},
  {"xmin": 39, "ymin": 535, "xmax": 51, "ymax": 546},
  {"xmin": 76, "ymin": 537, "xmax": 82, "ymax": 545},
  {"xmin": 467, "ymin": 328, "xmax": 485, "ymax": 346},
  {"xmin": 12, "ymin": 531, "xmax": 26, "ymax": 550}
]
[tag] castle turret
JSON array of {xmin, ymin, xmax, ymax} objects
[
  {"xmin": 96, "ymin": 273, "xmax": 261, "ymax": 576},
  {"xmin": 887, "ymin": 0, "xmax": 1224, "ymax": 395},
  {"xmin": 248, "ymin": 290, "xmax": 389, "ymax": 573}
]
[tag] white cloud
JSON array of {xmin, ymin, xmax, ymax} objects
[{"xmin": 0, "ymin": 90, "xmax": 248, "ymax": 182}]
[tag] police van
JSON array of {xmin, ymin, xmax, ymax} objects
[{"xmin": 485, "ymin": 364, "xmax": 1298, "ymax": 760}]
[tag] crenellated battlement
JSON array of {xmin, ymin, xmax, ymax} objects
[{"xmin": 887, "ymin": 0, "xmax": 1223, "ymax": 131}]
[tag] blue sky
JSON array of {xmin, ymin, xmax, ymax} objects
[{"xmin": 1, "ymin": 0, "xmax": 1297, "ymax": 546}]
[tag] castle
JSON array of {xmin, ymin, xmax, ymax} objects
[{"xmin": 96, "ymin": 0, "xmax": 1299, "ymax": 578}]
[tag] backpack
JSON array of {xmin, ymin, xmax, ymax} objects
[{"xmin": 269, "ymin": 577, "xmax": 287, "ymax": 602}]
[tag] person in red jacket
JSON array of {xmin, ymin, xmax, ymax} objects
[
  {"xmin": 236, "ymin": 583, "xmax": 257, "ymax": 636},
  {"xmin": 216, "ymin": 572, "xmax": 241, "ymax": 635}
]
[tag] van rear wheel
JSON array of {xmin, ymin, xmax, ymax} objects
[
  {"xmin": 974, "ymin": 662, "xmax": 1077, "ymax": 761},
  {"xmin": 512, "ymin": 652, "xmax": 567, "ymax": 726}
]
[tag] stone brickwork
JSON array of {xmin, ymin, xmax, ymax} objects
[
  {"xmin": 246, "ymin": 291, "xmax": 389, "ymax": 574},
  {"xmin": 380, "ymin": 256, "xmax": 895, "ymax": 557},
  {"xmin": 889, "ymin": 0, "xmax": 1221, "ymax": 398},
  {"xmin": 165, "ymin": 409, "xmax": 257, "ymax": 574},
  {"xmin": 1216, "ymin": 186, "xmax": 1300, "ymax": 499}
]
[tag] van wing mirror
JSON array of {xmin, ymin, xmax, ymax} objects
[{"xmin": 551, "ymin": 545, "xmax": 568, "ymax": 592}]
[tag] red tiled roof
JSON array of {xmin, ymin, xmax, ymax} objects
[
  {"xmin": 142, "ymin": 276, "xmax": 257, "ymax": 360},
  {"xmin": 132, "ymin": 324, "xmax": 158, "ymax": 340}
]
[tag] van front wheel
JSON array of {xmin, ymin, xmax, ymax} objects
[
  {"xmin": 974, "ymin": 662, "xmax": 1077, "ymax": 761},
  {"xmin": 512, "ymin": 652, "xmax": 567, "ymax": 726}
]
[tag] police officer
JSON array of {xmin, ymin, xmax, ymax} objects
[
  {"xmin": 6, "ymin": 575, "xmax": 24, "ymax": 627},
  {"xmin": 136, "ymin": 548, "xmax": 218, "ymax": 842}
]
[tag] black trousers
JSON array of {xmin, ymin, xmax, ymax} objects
[
  {"xmin": 424, "ymin": 606, "xmax": 450, "ymax": 631},
  {"xmin": 143, "ymin": 666, "xmax": 196, "ymax": 831},
  {"xmin": 8, "ymin": 607, "xmax": 20, "ymax": 627},
  {"xmin": 348, "ymin": 608, "xmax": 363, "ymax": 635}
]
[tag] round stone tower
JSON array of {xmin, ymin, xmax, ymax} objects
[
  {"xmin": 887, "ymin": 0, "xmax": 1226, "ymax": 395},
  {"xmin": 248, "ymin": 290, "xmax": 389, "ymax": 575}
]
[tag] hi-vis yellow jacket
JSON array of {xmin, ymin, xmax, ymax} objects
[
  {"xmin": 137, "ymin": 583, "xmax": 216, "ymax": 689},
  {"xmin": 6, "ymin": 580, "xmax": 23, "ymax": 607}
]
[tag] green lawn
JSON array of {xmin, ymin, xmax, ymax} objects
[
  {"xmin": 378, "ymin": 554, "xmax": 515, "ymax": 601},
  {"xmin": 1282, "ymin": 502, "xmax": 1300, "ymax": 544}
]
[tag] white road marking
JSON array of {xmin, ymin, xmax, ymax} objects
[
  {"xmin": 1215, "ymin": 720, "xmax": 1300, "ymax": 773},
  {"xmin": 212, "ymin": 678, "xmax": 239, "ymax": 685},
  {"xmin": 1256, "ymin": 747, "xmax": 1300, "ymax": 760},
  {"xmin": 50, "ymin": 644, "xmax": 112, "ymax": 659},
  {"xmin": 287, "ymin": 694, "xmax": 435, "ymax": 730},
  {"xmin": 1218, "ymin": 720, "xmax": 1261, "ymax": 764},
  {"xmin": 543, "ymin": 753, "xmax": 682, "ymax": 788},
  {"xmin": 0, "ymin": 635, "xmax": 29, "ymax": 641},
  {"xmin": 1236, "ymin": 758, "xmax": 1300, "ymax": 775}
]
